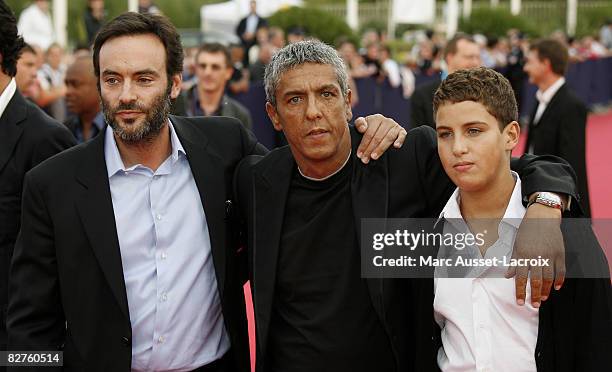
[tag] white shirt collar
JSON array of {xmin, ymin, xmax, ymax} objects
[
  {"xmin": 0, "ymin": 78, "xmax": 17, "ymax": 120},
  {"xmin": 105, "ymin": 118, "xmax": 186, "ymax": 178},
  {"xmin": 536, "ymin": 77, "xmax": 565, "ymax": 105},
  {"xmin": 436, "ymin": 171, "xmax": 526, "ymax": 229}
]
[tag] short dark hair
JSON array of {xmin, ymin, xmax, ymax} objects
[
  {"xmin": 195, "ymin": 43, "xmax": 231, "ymax": 68},
  {"xmin": 0, "ymin": 0, "xmax": 26, "ymax": 77},
  {"xmin": 21, "ymin": 43, "xmax": 37, "ymax": 56},
  {"xmin": 92, "ymin": 12, "xmax": 184, "ymax": 79},
  {"xmin": 444, "ymin": 33, "xmax": 476, "ymax": 59},
  {"xmin": 433, "ymin": 67, "xmax": 518, "ymax": 130},
  {"xmin": 529, "ymin": 38, "xmax": 568, "ymax": 76}
]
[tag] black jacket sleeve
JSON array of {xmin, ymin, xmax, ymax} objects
[{"xmin": 7, "ymin": 172, "xmax": 66, "ymax": 355}]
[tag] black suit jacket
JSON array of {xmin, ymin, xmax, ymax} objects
[
  {"xmin": 0, "ymin": 90, "xmax": 75, "ymax": 350},
  {"xmin": 234, "ymin": 125, "xmax": 578, "ymax": 372},
  {"xmin": 526, "ymin": 83, "xmax": 590, "ymax": 216},
  {"xmin": 409, "ymin": 77, "xmax": 441, "ymax": 129},
  {"xmin": 236, "ymin": 15, "xmax": 268, "ymax": 46},
  {"xmin": 7, "ymin": 116, "xmax": 267, "ymax": 371}
]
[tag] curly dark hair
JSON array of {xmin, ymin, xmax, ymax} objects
[
  {"xmin": 433, "ymin": 67, "xmax": 518, "ymax": 130},
  {"xmin": 0, "ymin": 0, "xmax": 26, "ymax": 77}
]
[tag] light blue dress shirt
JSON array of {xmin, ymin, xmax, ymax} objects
[{"xmin": 104, "ymin": 120, "xmax": 230, "ymax": 371}]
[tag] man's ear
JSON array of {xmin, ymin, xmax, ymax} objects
[
  {"xmin": 344, "ymin": 89, "xmax": 353, "ymax": 122},
  {"xmin": 170, "ymin": 73, "xmax": 182, "ymax": 99},
  {"xmin": 266, "ymin": 101, "xmax": 283, "ymax": 131},
  {"xmin": 504, "ymin": 121, "xmax": 521, "ymax": 151},
  {"xmin": 224, "ymin": 66, "xmax": 234, "ymax": 81}
]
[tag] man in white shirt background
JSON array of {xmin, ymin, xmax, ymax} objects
[{"xmin": 16, "ymin": 0, "xmax": 55, "ymax": 51}]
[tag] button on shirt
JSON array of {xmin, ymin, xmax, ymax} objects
[
  {"xmin": 105, "ymin": 121, "xmax": 229, "ymax": 372},
  {"xmin": 434, "ymin": 172, "xmax": 539, "ymax": 372}
]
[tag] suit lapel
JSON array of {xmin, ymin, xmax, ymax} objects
[
  {"xmin": 171, "ymin": 116, "xmax": 229, "ymax": 300},
  {"xmin": 74, "ymin": 128, "xmax": 130, "ymax": 320},
  {"xmin": 535, "ymin": 83, "xmax": 566, "ymax": 128},
  {"xmin": 0, "ymin": 91, "xmax": 26, "ymax": 172},
  {"xmin": 252, "ymin": 148, "xmax": 293, "ymax": 357},
  {"xmin": 349, "ymin": 129, "xmax": 389, "ymax": 326}
]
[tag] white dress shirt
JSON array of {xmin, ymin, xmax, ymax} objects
[
  {"xmin": 0, "ymin": 78, "xmax": 17, "ymax": 119},
  {"xmin": 245, "ymin": 13, "xmax": 259, "ymax": 35},
  {"xmin": 434, "ymin": 172, "xmax": 539, "ymax": 372},
  {"xmin": 17, "ymin": 4, "xmax": 55, "ymax": 50},
  {"xmin": 533, "ymin": 77, "xmax": 565, "ymax": 126},
  {"xmin": 105, "ymin": 121, "xmax": 229, "ymax": 372}
]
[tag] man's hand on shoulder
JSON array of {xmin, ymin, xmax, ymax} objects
[
  {"xmin": 355, "ymin": 114, "xmax": 407, "ymax": 164},
  {"xmin": 507, "ymin": 202, "xmax": 565, "ymax": 308}
]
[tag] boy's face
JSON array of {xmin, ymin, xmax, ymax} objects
[{"xmin": 435, "ymin": 101, "xmax": 519, "ymax": 192}]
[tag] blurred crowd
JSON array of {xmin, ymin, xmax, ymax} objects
[{"xmin": 11, "ymin": 0, "xmax": 612, "ymax": 143}]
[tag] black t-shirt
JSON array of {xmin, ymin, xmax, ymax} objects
[{"xmin": 265, "ymin": 161, "xmax": 395, "ymax": 372}]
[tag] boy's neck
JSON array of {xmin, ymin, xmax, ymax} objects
[{"xmin": 459, "ymin": 168, "xmax": 516, "ymax": 221}]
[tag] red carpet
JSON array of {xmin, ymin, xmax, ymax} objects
[{"xmin": 245, "ymin": 112, "xmax": 612, "ymax": 370}]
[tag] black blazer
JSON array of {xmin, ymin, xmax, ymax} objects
[
  {"xmin": 525, "ymin": 83, "xmax": 590, "ymax": 216},
  {"xmin": 7, "ymin": 116, "xmax": 267, "ymax": 371},
  {"xmin": 409, "ymin": 77, "xmax": 441, "ymax": 129},
  {"xmin": 234, "ymin": 125, "xmax": 578, "ymax": 372},
  {"xmin": 0, "ymin": 90, "xmax": 75, "ymax": 350},
  {"xmin": 235, "ymin": 15, "xmax": 268, "ymax": 46}
]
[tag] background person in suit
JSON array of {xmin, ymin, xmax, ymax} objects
[
  {"xmin": 7, "ymin": 12, "xmax": 409, "ymax": 371},
  {"xmin": 524, "ymin": 38, "xmax": 590, "ymax": 217},
  {"xmin": 183, "ymin": 42, "xmax": 253, "ymax": 131},
  {"xmin": 410, "ymin": 33, "xmax": 481, "ymax": 129},
  {"xmin": 234, "ymin": 40, "xmax": 578, "ymax": 372},
  {"xmin": 0, "ymin": 0, "xmax": 75, "ymax": 357},
  {"xmin": 236, "ymin": 0, "xmax": 268, "ymax": 67}
]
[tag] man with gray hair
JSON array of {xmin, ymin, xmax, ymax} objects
[{"xmin": 234, "ymin": 40, "xmax": 578, "ymax": 372}]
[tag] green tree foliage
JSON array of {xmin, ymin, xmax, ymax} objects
[
  {"xmin": 576, "ymin": 5, "xmax": 612, "ymax": 38},
  {"xmin": 268, "ymin": 6, "xmax": 357, "ymax": 47},
  {"xmin": 460, "ymin": 8, "xmax": 540, "ymax": 38}
]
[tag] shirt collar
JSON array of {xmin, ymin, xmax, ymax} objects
[
  {"xmin": 0, "ymin": 78, "xmax": 17, "ymax": 120},
  {"xmin": 104, "ymin": 118, "xmax": 186, "ymax": 178},
  {"xmin": 436, "ymin": 171, "xmax": 526, "ymax": 229},
  {"xmin": 536, "ymin": 77, "xmax": 565, "ymax": 105}
]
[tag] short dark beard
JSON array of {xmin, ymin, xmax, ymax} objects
[{"xmin": 102, "ymin": 84, "xmax": 172, "ymax": 144}]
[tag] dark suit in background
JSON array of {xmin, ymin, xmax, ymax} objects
[
  {"xmin": 0, "ymin": 89, "xmax": 75, "ymax": 351},
  {"xmin": 235, "ymin": 126, "xmax": 578, "ymax": 372},
  {"xmin": 409, "ymin": 77, "xmax": 441, "ymax": 129},
  {"xmin": 8, "ymin": 116, "xmax": 266, "ymax": 371},
  {"xmin": 526, "ymin": 83, "xmax": 590, "ymax": 216},
  {"xmin": 235, "ymin": 14, "xmax": 268, "ymax": 67}
]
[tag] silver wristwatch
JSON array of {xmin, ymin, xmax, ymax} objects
[{"xmin": 528, "ymin": 192, "xmax": 564, "ymax": 210}]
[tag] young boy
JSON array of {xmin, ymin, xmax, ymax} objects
[{"xmin": 430, "ymin": 67, "xmax": 611, "ymax": 372}]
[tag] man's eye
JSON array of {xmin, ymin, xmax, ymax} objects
[
  {"xmin": 138, "ymin": 77, "xmax": 153, "ymax": 84},
  {"xmin": 438, "ymin": 131, "xmax": 451, "ymax": 139},
  {"xmin": 289, "ymin": 97, "xmax": 301, "ymax": 104},
  {"xmin": 322, "ymin": 91, "xmax": 332, "ymax": 98},
  {"xmin": 105, "ymin": 78, "xmax": 119, "ymax": 85},
  {"xmin": 467, "ymin": 128, "xmax": 481, "ymax": 136}
]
